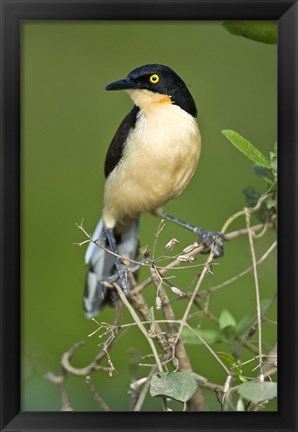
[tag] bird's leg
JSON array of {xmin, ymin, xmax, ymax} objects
[
  {"xmin": 105, "ymin": 227, "xmax": 130, "ymax": 294},
  {"xmin": 161, "ymin": 212, "xmax": 226, "ymax": 257},
  {"xmin": 105, "ymin": 226, "xmax": 148, "ymax": 294}
]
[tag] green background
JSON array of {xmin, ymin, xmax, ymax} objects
[{"xmin": 21, "ymin": 21, "xmax": 277, "ymax": 411}]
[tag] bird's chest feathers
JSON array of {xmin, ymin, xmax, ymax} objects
[
  {"xmin": 124, "ymin": 105, "xmax": 201, "ymax": 184},
  {"xmin": 104, "ymin": 102, "xmax": 201, "ymax": 226}
]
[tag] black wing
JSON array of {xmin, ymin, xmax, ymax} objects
[{"xmin": 104, "ymin": 105, "xmax": 140, "ymax": 178}]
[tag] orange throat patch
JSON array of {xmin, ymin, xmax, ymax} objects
[{"xmin": 158, "ymin": 96, "xmax": 172, "ymax": 104}]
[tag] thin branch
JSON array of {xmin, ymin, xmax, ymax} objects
[
  {"xmin": 61, "ymin": 341, "xmax": 106, "ymax": 376},
  {"xmin": 133, "ymin": 366, "xmax": 158, "ymax": 411},
  {"xmin": 132, "ymin": 223, "xmax": 273, "ymax": 294},
  {"xmin": 174, "ymin": 250, "xmax": 214, "ymax": 344},
  {"xmin": 221, "ymin": 209, "xmax": 247, "ymax": 234},
  {"xmin": 45, "ymin": 372, "xmax": 73, "ymax": 411},
  {"xmin": 194, "ymin": 378, "xmax": 224, "ymax": 393},
  {"xmin": 85, "ymin": 375, "xmax": 110, "ymax": 411},
  {"xmin": 245, "ymin": 208, "xmax": 264, "ymax": 381},
  {"xmin": 75, "ymin": 221, "xmax": 147, "ymax": 267},
  {"xmin": 221, "ymin": 193, "xmax": 274, "ymax": 234},
  {"xmin": 184, "ymin": 295, "xmax": 259, "ymax": 356},
  {"xmin": 152, "ymin": 219, "xmax": 166, "ymax": 259},
  {"xmin": 113, "ymin": 282, "xmax": 163, "ymax": 373},
  {"xmin": 236, "ymin": 293, "xmax": 277, "ymax": 356},
  {"xmin": 151, "ymin": 266, "xmax": 207, "ymax": 411},
  {"xmin": 202, "ymin": 241, "xmax": 277, "ymax": 294},
  {"xmin": 185, "ymin": 324, "xmax": 230, "ymax": 375},
  {"xmin": 48, "ymin": 302, "xmax": 124, "ymax": 379},
  {"xmin": 78, "ymin": 219, "xmax": 273, "ymax": 297}
]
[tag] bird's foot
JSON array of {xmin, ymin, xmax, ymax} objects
[
  {"xmin": 102, "ymin": 225, "xmax": 148, "ymax": 302},
  {"xmin": 105, "ymin": 257, "xmax": 148, "ymax": 295},
  {"xmin": 194, "ymin": 227, "xmax": 227, "ymax": 257},
  {"xmin": 117, "ymin": 264, "xmax": 130, "ymax": 295},
  {"xmin": 105, "ymin": 263, "xmax": 130, "ymax": 295}
]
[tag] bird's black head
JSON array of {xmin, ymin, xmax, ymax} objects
[{"xmin": 105, "ymin": 64, "xmax": 197, "ymax": 117}]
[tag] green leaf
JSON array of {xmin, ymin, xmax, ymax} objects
[
  {"xmin": 236, "ymin": 397, "xmax": 245, "ymax": 411},
  {"xmin": 232, "ymin": 361, "xmax": 246, "ymax": 383},
  {"xmin": 238, "ymin": 375, "xmax": 247, "ymax": 383},
  {"xmin": 222, "ymin": 130, "xmax": 271, "ymax": 168},
  {"xmin": 216, "ymin": 354, "xmax": 247, "ymax": 383},
  {"xmin": 252, "ymin": 165, "xmax": 274, "ymax": 183},
  {"xmin": 237, "ymin": 381, "xmax": 277, "ymax": 403},
  {"xmin": 150, "ymin": 371, "xmax": 197, "ymax": 403},
  {"xmin": 219, "ymin": 309, "xmax": 237, "ymax": 330},
  {"xmin": 260, "ymin": 298, "xmax": 273, "ymax": 313},
  {"xmin": 216, "ymin": 351, "xmax": 236, "ymax": 366},
  {"xmin": 242, "ymin": 186, "xmax": 261, "ymax": 207},
  {"xmin": 235, "ymin": 315, "xmax": 255, "ymax": 336},
  {"xmin": 266, "ymin": 197, "xmax": 276, "ymax": 210},
  {"xmin": 223, "ymin": 21, "xmax": 277, "ymax": 44},
  {"xmin": 242, "ymin": 186, "xmax": 268, "ymax": 223},
  {"xmin": 181, "ymin": 327, "xmax": 226, "ymax": 345},
  {"xmin": 269, "ymin": 151, "xmax": 277, "ymax": 173}
]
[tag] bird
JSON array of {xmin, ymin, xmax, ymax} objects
[{"xmin": 84, "ymin": 64, "xmax": 225, "ymax": 318}]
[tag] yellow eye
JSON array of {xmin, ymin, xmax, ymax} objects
[{"xmin": 149, "ymin": 74, "xmax": 159, "ymax": 84}]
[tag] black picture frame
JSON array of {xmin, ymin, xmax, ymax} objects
[{"xmin": 0, "ymin": 1, "xmax": 297, "ymax": 431}]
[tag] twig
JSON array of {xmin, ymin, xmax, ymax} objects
[
  {"xmin": 132, "ymin": 223, "xmax": 273, "ymax": 294},
  {"xmin": 221, "ymin": 194, "xmax": 273, "ymax": 234},
  {"xmin": 133, "ymin": 366, "xmax": 158, "ymax": 411},
  {"xmin": 221, "ymin": 209, "xmax": 248, "ymax": 234},
  {"xmin": 113, "ymin": 282, "xmax": 163, "ymax": 373},
  {"xmin": 61, "ymin": 342, "xmax": 106, "ymax": 376},
  {"xmin": 263, "ymin": 367, "xmax": 277, "ymax": 379},
  {"xmin": 185, "ymin": 324, "xmax": 230, "ymax": 375},
  {"xmin": 128, "ymin": 289, "xmax": 171, "ymax": 354},
  {"xmin": 151, "ymin": 266, "xmax": 207, "ymax": 411},
  {"xmin": 236, "ymin": 293, "xmax": 277, "ymax": 356},
  {"xmin": 174, "ymin": 250, "xmax": 214, "ymax": 344},
  {"xmin": 185, "ymin": 296, "xmax": 259, "ymax": 356},
  {"xmin": 85, "ymin": 375, "xmax": 110, "ymax": 411},
  {"xmin": 152, "ymin": 219, "xmax": 166, "ymax": 259},
  {"xmin": 128, "ymin": 267, "xmax": 206, "ymax": 411},
  {"xmin": 75, "ymin": 221, "xmax": 147, "ymax": 267},
  {"xmin": 58, "ymin": 302, "xmax": 124, "ymax": 377},
  {"xmin": 45, "ymin": 372, "xmax": 73, "ymax": 411},
  {"xmin": 192, "ymin": 374, "xmax": 224, "ymax": 393},
  {"xmin": 245, "ymin": 208, "xmax": 264, "ymax": 381},
  {"xmin": 202, "ymin": 241, "xmax": 277, "ymax": 294}
]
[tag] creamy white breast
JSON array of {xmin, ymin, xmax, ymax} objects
[{"xmin": 103, "ymin": 99, "xmax": 201, "ymax": 230}]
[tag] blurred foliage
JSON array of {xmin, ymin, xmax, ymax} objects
[
  {"xmin": 222, "ymin": 130, "xmax": 277, "ymax": 227},
  {"xmin": 21, "ymin": 21, "xmax": 277, "ymax": 411},
  {"xmin": 222, "ymin": 21, "xmax": 277, "ymax": 44}
]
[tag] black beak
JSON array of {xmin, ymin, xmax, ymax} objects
[{"xmin": 105, "ymin": 77, "xmax": 136, "ymax": 91}]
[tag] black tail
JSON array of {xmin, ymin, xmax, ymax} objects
[{"xmin": 84, "ymin": 219, "xmax": 139, "ymax": 317}]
